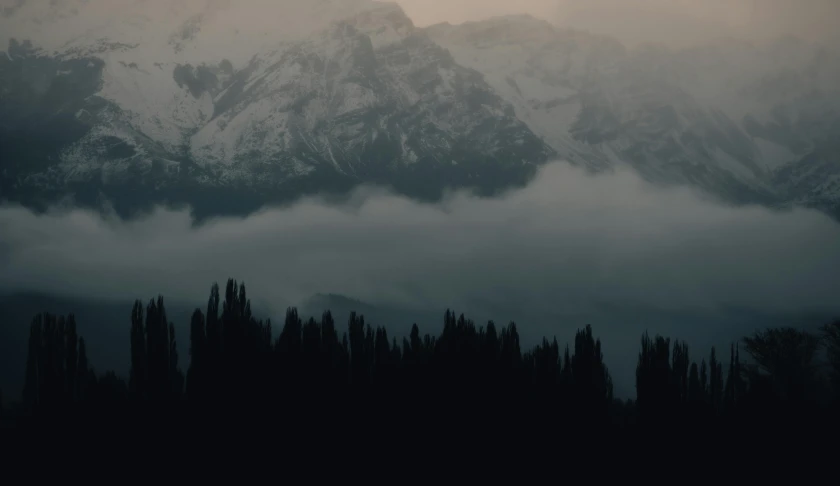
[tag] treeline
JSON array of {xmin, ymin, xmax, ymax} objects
[{"xmin": 4, "ymin": 279, "xmax": 840, "ymax": 434}]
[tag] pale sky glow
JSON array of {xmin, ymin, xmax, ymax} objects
[
  {"xmin": 396, "ymin": 0, "xmax": 558, "ymax": 26},
  {"xmin": 2, "ymin": 0, "xmax": 838, "ymax": 49},
  {"xmin": 398, "ymin": 0, "xmax": 840, "ymax": 47}
]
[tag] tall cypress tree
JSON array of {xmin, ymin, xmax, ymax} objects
[
  {"xmin": 734, "ymin": 345, "xmax": 743, "ymax": 401},
  {"xmin": 205, "ymin": 283, "xmax": 221, "ymax": 402},
  {"xmin": 636, "ymin": 332, "xmax": 673, "ymax": 422},
  {"xmin": 169, "ymin": 325, "xmax": 183, "ymax": 400},
  {"xmin": 672, "ymin": 341, "xmax": 690, "ymax": 405},
  {"xmin": 187, "ymin": 309, "xmax": 206, "ymax": 399},
  {"xmin": 347, "ymin": 312, "xmax": 367, "ymax": 388},
  {"xmin": 724, "ymin": 343, "xmax": 738, "ymax": 413},
  {"xmin": 688, "ymin": 362, "xmax": 700, "ymax": 403},
  {"xmin": 571, "ymin": 325, "xmax": 612, "ymax": 417},
  {"xmin": 78, "ymin": 337, "xmax": 89, "ymax": 403},
  {"xmin": 149, "ymin": 296, "xmax": 175, "ymax": 404},
  {"xmin": 66, "ymin": 315, "xmax": 78, "ymax": 402},
  {"xmin": 55, "ymin": 315, "xmax": 67, "ymax": 405},
  {"xmin": 129, "ymin": 300, "xmax": 146, "ymax": 399},
  {"xmin": 23, "ymin": 315, "xmax": 43, "ymax": 410},
  {"xmin": 40, "ymin": 315, "xmax": 55, "ymax": 407},
  {"xmin": 709, "ymin": 347, "xmax": 723, "ymax": 413}
]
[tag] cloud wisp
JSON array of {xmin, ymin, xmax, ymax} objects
[{"xmin": 1, "ymin": 161, "xmax": 838, "ymax": 321}]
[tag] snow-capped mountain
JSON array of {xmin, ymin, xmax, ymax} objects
[
  {"xmin": 1, "ymin": 0, "xmax": 375, "ymax": 64},
  {"xmin": 189, "ymin": 7, "xmax": 551, "ymax": 189},
  {"xmin": 1, "ymin": 1, "xmax": 553, "ymax": 216},
  {"xmin": 1, "ymin": 1, "xmax": 839, "ymax": 219},
  {"xmin": 426, "ymin": 16, "xmax": 840, "ymax": 214}
]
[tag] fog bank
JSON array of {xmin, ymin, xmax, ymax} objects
[
  {"xmin": 1, "ymin": 161, "xmax": 838, "ymax": 317},
  {"xmin": 4, "ymin": 160, "xmax": 840, "ymax": 396}
]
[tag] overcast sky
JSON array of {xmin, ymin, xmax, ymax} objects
[
  {"xmin": 4, "ymin": 0, "xmax": 839, "ymax": 49},
  {"xmin": 398, "ymin": 0, "xmax": 840, "ymax": 46}
]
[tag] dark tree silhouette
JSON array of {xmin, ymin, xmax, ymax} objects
[
  {"xmin": 129, "ymin": 301, "xmax": 145, "ymax": 398},
  {"xmin": 709, "ymin": 347, "xmax": 723, "ymax": 414},
  {"xmin": 742, "ymin": 327, "xmax": 821, "ymax": 403},
  {"xmin": 822, "ymin": 320, "xmax": 840, "ymax": 401},
  {"xmin": 636, "ymin": 333, "xmax": 673, "ymax": 423},
  {"xmin": 186, "ymin": 309, "xmax": 206, "ymax": 400},
  {"xmin": 723, "ymin": 343, "xmax": 742, "ymax": 413},
  {"xmin": 8, "ymin": 278, "xmax": 839, "ymax": 436},
  {"xmin": 128, "ymin": 297, "xmax": 184, "ymax": 409},
  {"xmin": 570, "ymin": 325, "xmax": 613, "ymax": 421},
  {"xmin": 77, "ymin": 337, "xmax": 89, "ymax": 404}
]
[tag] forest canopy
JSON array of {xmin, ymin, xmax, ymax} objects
[{"xmin": 4, "ymin": 279, "xmax": 839, "ymax": 435}]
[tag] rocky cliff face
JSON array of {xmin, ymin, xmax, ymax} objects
[
  {"xmin": 1, "ymin": 1, "xmax": 838, "ymax": 219},
  {"xmin": 189, "ymin": 7, "xmax": 553, "ymax": 193},
  {"xmin": 427, "ymin": 17, "xmax": 840, "ymax": 216},
  {"xmin": 1, "ymin": 2, "xmax": 552, "ymax": 217}
]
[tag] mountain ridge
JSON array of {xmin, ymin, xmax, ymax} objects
[{"xmin": 1, "ymin": 2, "xmax": 839, "ymax": 220}]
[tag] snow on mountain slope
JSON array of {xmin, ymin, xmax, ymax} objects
[
  {"xmin": 2, "ymin": 3, "xmax": 839, "ymax": 219},
  {"xmin": 1, "ymin": 1, "xmax": 376, "ymax": 64},
  {"xmin": 1, "ymin": 1, "xmax": 553, "ymax": 215},
  {"xmin": 426, "ymin": 15, "xmax": 840, "ymax": 210},
  {"xmin": 164, "ymin": 0, "xmax": 378, "ymax": 66},
  {"xmin": 189, "ymin": 8, "xmax": 552, "ymax": 187},
  {"xmin": 681, "ymin": 38, "xmax": 840, "ymax": 108},
  {"xmin": 1, "ymin": 0, "xmax": 387, "ymax": 154},
  {"xmin": 425, "ymin": 15, "xmax": 620, "ymax": 170}
]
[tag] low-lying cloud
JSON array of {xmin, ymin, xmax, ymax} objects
[
  {"xmin": 3, "ymin": 161, "xmax": 840, "ymax": 396},
  {"xmin": 1, "ymin": 161, "xmax": 838, "ymax": 318}
]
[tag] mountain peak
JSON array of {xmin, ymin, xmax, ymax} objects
[
  {"xmin": 2, "ymin": 0, "xmax": 839, "ymax": 222},
  {"xmin": 425, "ymin": 13, "xmax": 574, "ymax": 49},
  {"xmin": 337, "ymin": 1, "xmax": 415, "ymax": 49},
  {"xmin": 0, "ymin": 0, "xmax": 386, "ymax": 62}
]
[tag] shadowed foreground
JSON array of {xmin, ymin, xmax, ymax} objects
[{"xmin": 3, "ymin": 279, "xmax": 839, "ymax": 441}]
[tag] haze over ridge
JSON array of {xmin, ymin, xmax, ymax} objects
[
  {"xmin": 2, "ymin": 161, "xmax": 837, "ymax": 316},
  {"xmin": 4, "ymin": 0, "xmax": 838, "ymax": 50}
]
